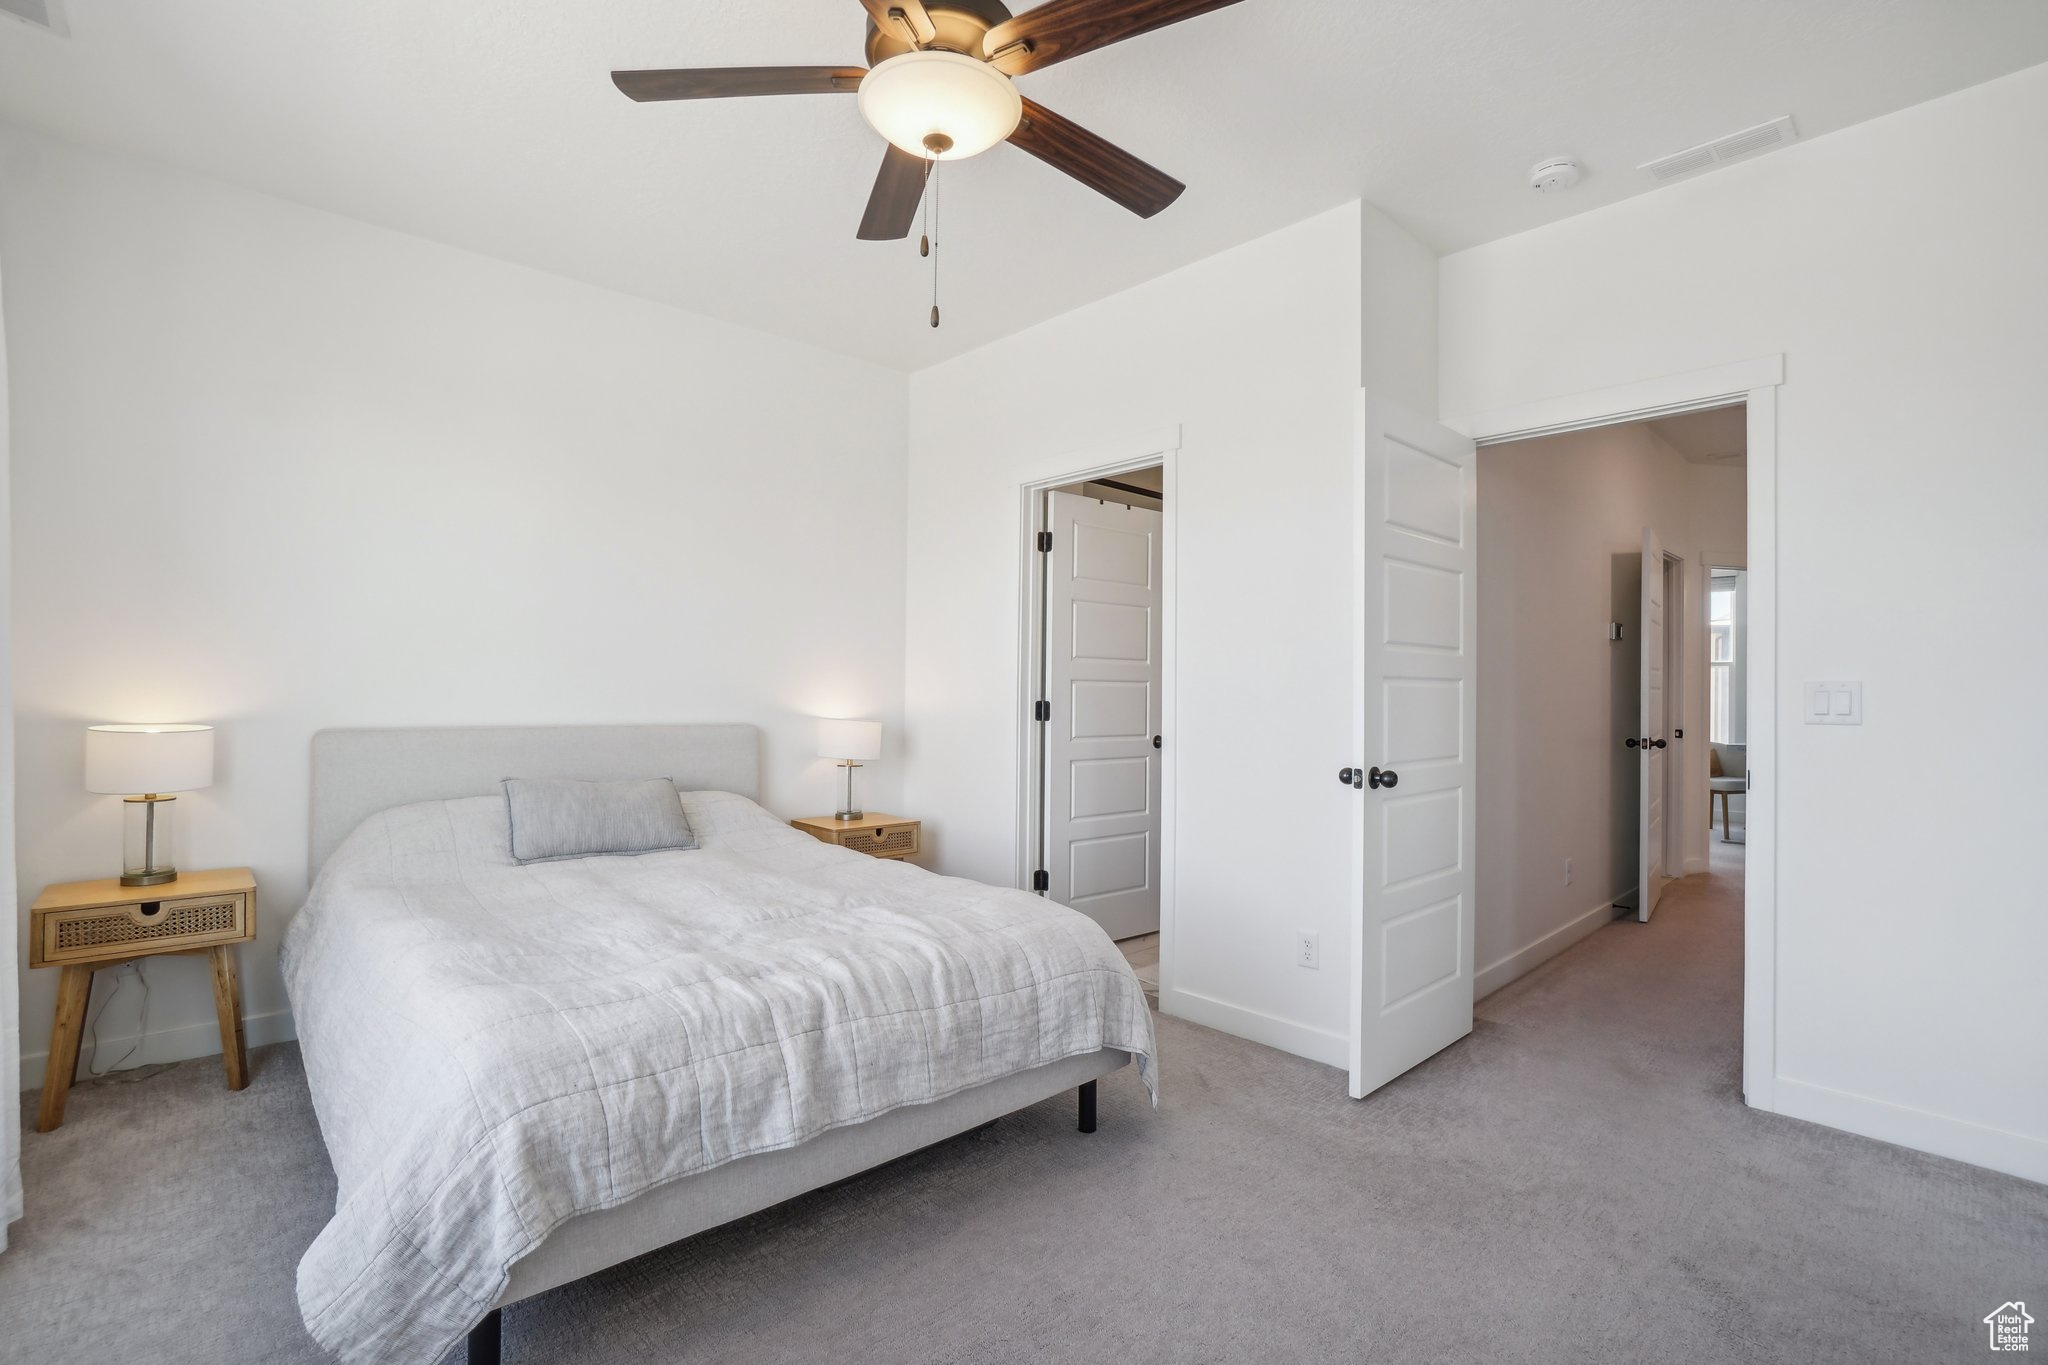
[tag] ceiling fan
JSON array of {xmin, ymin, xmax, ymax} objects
[{"xmin": 610, "ymin": 0, "xmax": 1248, "ymax": 242}]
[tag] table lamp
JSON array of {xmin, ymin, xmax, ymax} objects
[
  {"xmin": 86, "ymin": 724, "xmax": 215, "ymax": 886},
  {"xmin": 817, "ymin": 719, "xmax": 881, "ymax": 821}
]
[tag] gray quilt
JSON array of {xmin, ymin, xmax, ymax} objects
[{"xmin": 282, "ymin": 790, "xmax": 1156, "ymax": 1364}]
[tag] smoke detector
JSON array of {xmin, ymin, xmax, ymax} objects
[{"xmin": 1529, "ymin": 157, "xmax": 1581, "ymax": 193}]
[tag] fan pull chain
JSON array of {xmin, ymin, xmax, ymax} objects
[{"xmin": 927, "ymin": 156, "xmax": 941, "ymax": 328}]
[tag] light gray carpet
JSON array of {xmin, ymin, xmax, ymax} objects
[{"xmin": 6, "ymin": 848, "xmax": 2042, "ymax": 1364}]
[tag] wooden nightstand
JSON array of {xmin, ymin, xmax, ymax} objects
[
  {"xmin": 791, "ymin": 814, "xmax": 920, "ymax": 861},
  {"xmin": 30, "ymin": 867, "xmax": 257, "ymax": 1132}
]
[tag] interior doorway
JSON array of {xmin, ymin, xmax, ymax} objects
[
  {"xmin": 1022, "ymin": 464, "xmax": 1167, "ymax": 1005},
  {"xmin": 1473, "ymin": 408, "xmax": 1745, "ymax": 963},
  {"xmin": 1352, "ymin": 361, "xmax": 1778, "ymax": 1106}
]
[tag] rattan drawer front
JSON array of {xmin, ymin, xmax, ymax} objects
[
  {"xmin": 841, "ymin": 823, "xmax": 918, "ymax": 858},
  {"xmin": 40, "ymin": 892, "xmax": 250, "ymax": 964}
]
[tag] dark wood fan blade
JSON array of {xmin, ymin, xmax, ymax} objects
[
  {"xmin": 1007, "ymin": 97, "xmax": 1184, "ymax": 217},
  {"xmin": 986, "ymin": 0, "xmax": 1246, "ymax": 74},
  {"xmin": 860, "ymin": 0, "xmax": 939, "ymax": 45},
  {"xmin": 610, "ymin": 67, "xmax": 866, "ymax": 102},
  {"xmin": 857, "ymin": 144, "xmax": 931, "ymax": 240}
]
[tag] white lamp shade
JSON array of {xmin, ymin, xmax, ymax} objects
[
  {"xmin": 856, "ymin": 51, "xmax": 1023, "ymax": 161},
  {"xmin": 85, "ymin": 724, "xmax": 215, "ymax": 795},
  {"xmin": 817, "ymin": 719, "xmax": 882, "ymax": 763}
]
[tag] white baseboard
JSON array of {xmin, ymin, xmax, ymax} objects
[
  {"xmin": 1681, "ymin": 856, "xmax": 1708, "ymax": 875},
  {"xmin": 19, "ymin": 1008, "xmax": 297, "ymax": 1092},
  {"xmin": 1474, "ymin": 894, "xmax": 1623, "ymax": 1000},
  {"xmin": 1772, "ymin": 1075, "xmax": 2048, "ymax": 1185},
  {"xmin": 1160, "ymin": 987, "xmax": 1348, "ymax": 1070}
]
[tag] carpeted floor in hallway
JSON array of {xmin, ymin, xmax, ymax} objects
[{"xmin": 5, "ymin": 844, "xmax": 2041, "ymax": 1364}]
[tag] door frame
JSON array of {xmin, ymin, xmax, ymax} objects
[
  {"xmin": 1012, "ymin": 428, "xmax": 1181, "ymax": 983},
  {"xmin": 1445, "ymin": 354, "xmax": 1782, "ymax": 1112}
]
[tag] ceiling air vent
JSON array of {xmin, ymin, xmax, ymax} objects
[
  {"xmin": 0, "ymin": 0, "xmax": 67, "ymax": 33},
  {"xmin": 1639, "ymin": 115, "xmax": 1797, "ymax": 183}
]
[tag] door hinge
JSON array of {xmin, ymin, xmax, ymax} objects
[
  {"xmin": 1032, "ymin": 870, "xmax": 1049, "ymax": 892},
  {"xmin": 1037, "ymin": 531, "xmax": 1053, "ymax": 553},
  {"xmin": 1034, "ymin": 699, "xmax": 1051, "ymax": 722}
]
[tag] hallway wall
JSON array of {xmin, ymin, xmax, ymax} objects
[{"xmin": 1475, "ymin": 423, "xmax": 1742, "ymax": 995}]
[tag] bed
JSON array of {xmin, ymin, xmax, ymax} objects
[{"xmin": 283, "ymin": 724, "xmax": 1155, "ymax": 1365}]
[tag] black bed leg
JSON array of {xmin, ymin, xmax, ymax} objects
[
  {"xmin": 468, "ymin": 1309, "xmax": 502, "ymax": 1365},
  {"xmin": 1078, "ymin": 1080, "xmax": 1097, "ymax": 1134}
]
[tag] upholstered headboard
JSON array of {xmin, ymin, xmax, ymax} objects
[{"xmin": 308, "ymin": 724, "xmax": 760, "ymax": 877}]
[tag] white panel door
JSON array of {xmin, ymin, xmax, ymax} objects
[
  {"xmin": 1637, "ymin": 528, "xmax": 1668, "ymax": 922},
  {"xmin": 1044, "ymin": 490, "xmax": 1162, "ymax": 940},
  {"xmin": 1351, "ymin": 395, "xmax": 1477, "ymax": 1099}
]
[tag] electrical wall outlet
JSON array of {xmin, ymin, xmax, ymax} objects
[
  {"xmin": 1564, "ymin": 857, "xmax": 1574, "ymax": 887},
  {"xmin": 1296, "ymin": 931, "xmax": 1320, "ymax": 970}
]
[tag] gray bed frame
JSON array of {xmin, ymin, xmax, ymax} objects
[{"xmin": 306, "ymin": 724, "xmax": 1125, "ymax": 1365}]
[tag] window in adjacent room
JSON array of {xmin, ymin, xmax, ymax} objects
[{"xmin": 1710, "ymin": 575, "xmax": 1738, "ymax": 743}]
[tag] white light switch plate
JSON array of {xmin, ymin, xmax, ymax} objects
[{"xmin": 1805, "ymin": 681, "xmax": 1863, "ymax": 725}]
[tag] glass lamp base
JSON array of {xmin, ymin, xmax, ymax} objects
[
  {"xmin": 836, "ymin": 762, "xmax": 866, "ymax": 824},
  {"xmin": 120, "ymin": 794, "xmax": 179, "ymax": 887}
]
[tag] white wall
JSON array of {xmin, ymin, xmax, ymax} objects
[
  {"xmin": 904, "ymin": 203, "xmax": 1364, "ymax": 1066},
  {"xmin": 1687, "ymin": 464, "xmax": 1746, "ymax": 563},
  {"xmin": 1441, "ymin": 63, "xmax": 2048, "ymax": 1180},
  {"xmin": 0, "ymin": 246, "xmax": 20, "ymax": 1245},
  {"xmin": 2, "ymin": 127, "xmax": 911, "ymax": 1086},
  {"xmin": 1360, "ymin": 203, "xmax": 1438, "ymax": 416},
  {"xmin": 1474, "ymin": 424, "xmax": 1742, "ymax": 996}
]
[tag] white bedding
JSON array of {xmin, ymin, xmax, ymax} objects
[{"xmin": 281, "ymin": 790, "xmax": 1156, "ymax": 1364}]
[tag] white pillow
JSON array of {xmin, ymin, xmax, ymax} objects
[{"xmin": 501, "ymin": 777, "xmax": 697, "ymax": 863}]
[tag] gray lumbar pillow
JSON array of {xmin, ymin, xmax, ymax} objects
[{"xmin": 501, "ymin": 777, "xmax": 697, "ymax": 864}]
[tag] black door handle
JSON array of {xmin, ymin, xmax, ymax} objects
[
  {"xmin": 1338, "ymin": 767, "xmax": 1364, "ymax": 789},
  {"xmin": 1625, "ymin": 737, "xmax": 1640, "ymax": 749},
  {"xmin": 1153, "ymin": 735, "xmax": 1162, "ymax": 750},
  {"xmin": 1369, "ymin": 767, "xmax": 1398, "ymax": 790},
  {"xmin": 1650, "ymin": 738, "xmax": 1668, "ymax": 750}
]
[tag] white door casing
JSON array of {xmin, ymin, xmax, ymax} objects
[
  {"xmin": 1350, "ymin": 394, "xmax": 1478, "ymax": 1099},
  {"xmin": 1043, "ymin": 490, "xmax": 1163, "ymax": 940},
  {"xmin": 1447, "ymin": 355, "xmax": 1780, "ymax": 1114},
  {"xmin": 1637, "ymin": 527, "xmax": 1668, "ymax": 921}
]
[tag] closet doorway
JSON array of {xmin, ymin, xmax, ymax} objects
[{"xmin": 1021, "ymin": 465, "xmax": 1166, "ymax": 1001}]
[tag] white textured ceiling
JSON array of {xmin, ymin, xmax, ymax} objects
[
  {"xmin": 4, "ymin": 1, "xmax": 2046, "ymax": 369},
  {"xmin": 1650, "ymin": 407, "xmax": 1748, "ymax": 466}
]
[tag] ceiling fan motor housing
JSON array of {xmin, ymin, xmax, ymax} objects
[{"xmin": 865, "ymin": 0, "xmax": 1016, "ymax": 64}]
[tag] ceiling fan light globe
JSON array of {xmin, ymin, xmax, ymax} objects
[{"xmin": 857, "ymin": 50, "xmax": 1022, "ymax": 161}]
